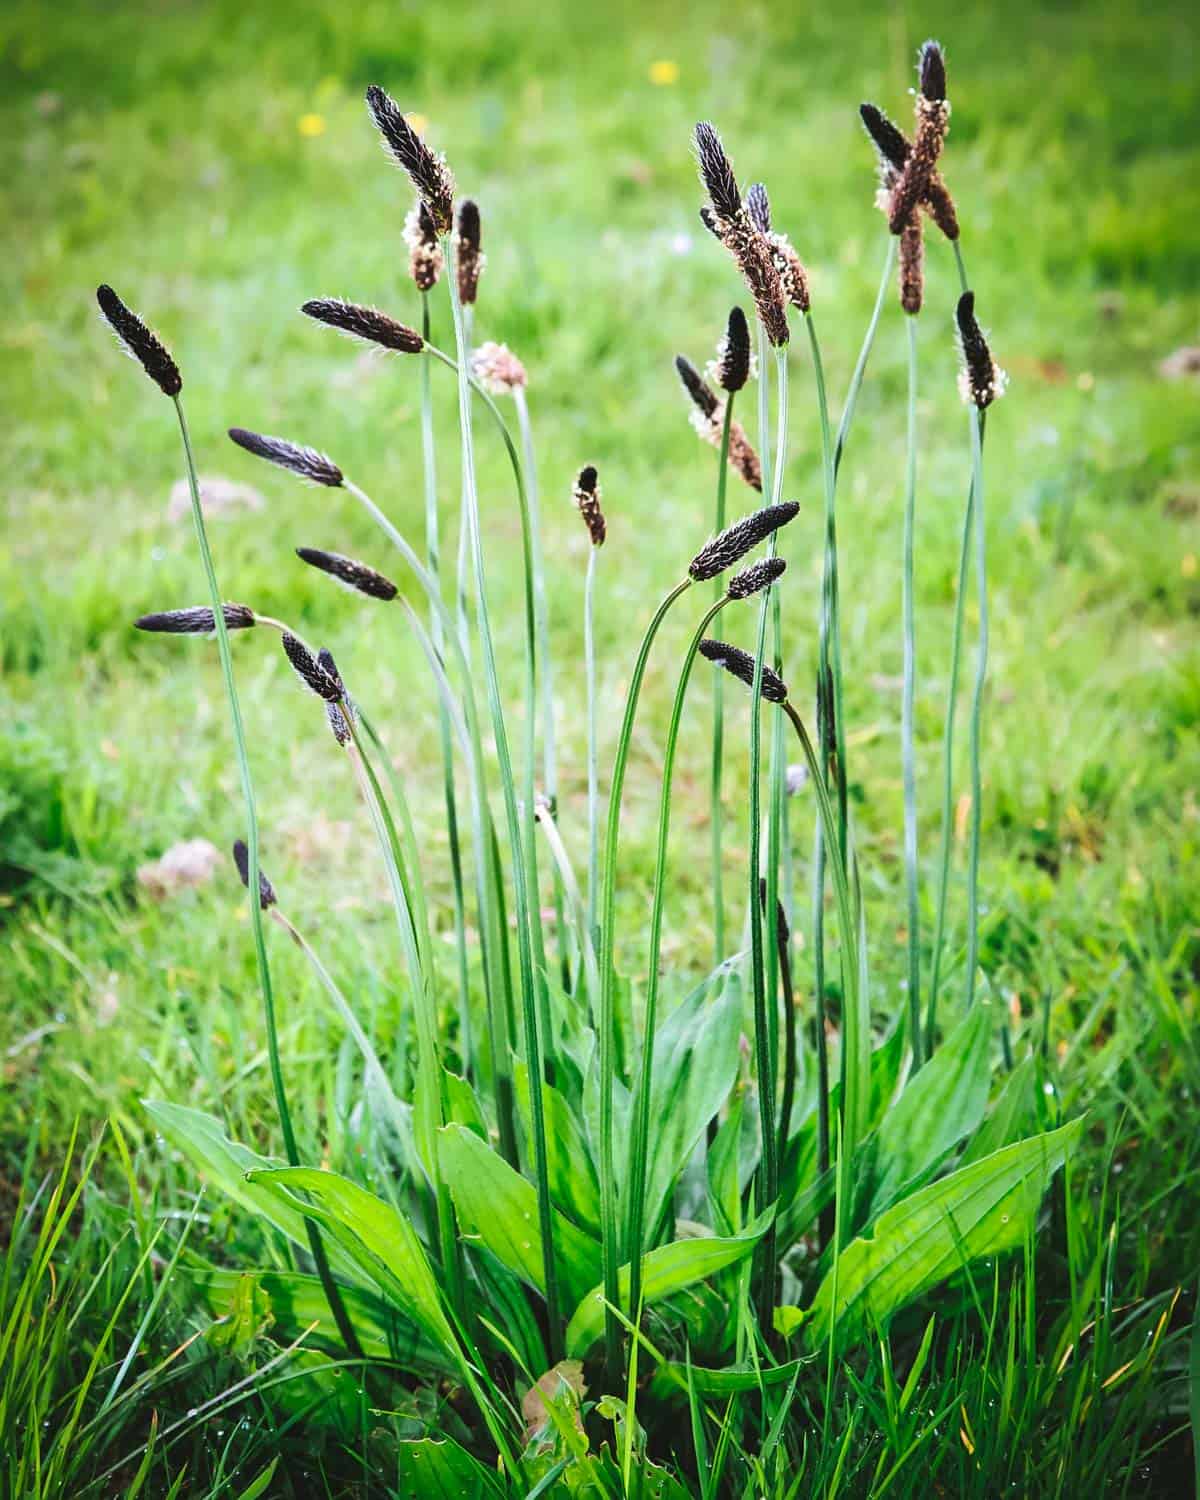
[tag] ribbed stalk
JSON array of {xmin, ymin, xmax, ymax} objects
[
  {"xmin": 902, "ymin": 315, "xmax": 922, "ymax": 1067},
  {"xmin": 172, "ymin": 398, "xmax": 361, "ymax": 1360},
  {"xmin": 964, "ymin": 409, "xmax": 988, "ymax": 1008},
  {"xmin": 443, "ymin": 235, "xmax": 561, "ymax": 1357},
  {"xmin": 710, "ymin": 397, "xmax": 735, "ymax": 962},
  {"xmin": 584, "ymin": 546, "xmax": 600, "ymax": 945}
]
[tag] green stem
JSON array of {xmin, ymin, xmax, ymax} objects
[
  {"xmin": 420, "ymin": 291, "xmax": 472, "ymax": 1075},
  {"xmin": 584, "ymin": 546, "xmax": 600, "ymax": 946},
  {"xmin": 626, "ymin": 593, "xmax": 729, "ymax": 1320},
  {"xmin": 833, "ymin": 239, "xmax": 897, "ymax": 480},
  {"xmin": 597, "ymin": 576, "xmax": 693, "ymax": 1379},
  {"xmin": 710, "ymin": 396, "xmax": 734, "ymax": 963},
  {"xmin": 171, "ymin": 397, "xmax": 361, "ymax": 1361},
  {"xmin": 902, "ymin": 315, "xmax": 922, "ymax": 1068},
  {"xmin": 443, "ymin": 235, "xmax": 561, "ymax": 1358},
  {"xmin": 964, "ymin": 409, "xmax": 988, "ymax": 1008}
]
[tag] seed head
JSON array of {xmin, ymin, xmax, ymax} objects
[
  {"xmin": 317, "ymin": 648, "xmax": 354, "ymax": 744},
  {"xmin": 699, "ymin": 638, "xmax": 789, "ymax": 703},
  {"xmin": 232, "ymin": 839, "xmax": 276, "ymax": 909},
  {"xmin": 688, "ymin": 501, "xmax": 799, "ymax": 582},
  {"xmin": 296, "ymin": 547, "xmax": 398, "ymax": 601},
  {"xmin": 471, "ymin": 341, "xmax": 527, "ymax": 395},
  {"xmin": 135, "ymin": 604, "xmax": 256, "ymax": 634},
  {"xmin": 956, "ymin": 292, "xmax": 1007, "ymax": 409},
  {"xmin": 919, "ymin": 40, "xmax": 947, "ymax": 103},
  {"xmin": 726, "ymin": 556, "xmax": 786, "ymax": 600},
  {"xmin": 282, "ymin": 632, "xmax": 343, "ymax": 702},
  {"xmin": 711, "ymin": 307, "xmax": 752, "ymax": 393},
  {"xmin": 573, "ymin": 465, "xmax": 606, "ymax": 547},
  {"xmin": 456, "ymin": 199, "xmax": 484, "ymax": 306},
  {"xmin": 766, "ymin": 231, "xmax": 811, "ymax": 314},
  {"xmin": 859, "ymin": 104, "xmax": 910, "ymax": 178},
  {"xmin": 888, "ymin": 95, "xmax": 951, "ymax": 235},
  {"xmin": 228, "ymin": 427, "xmax": 343, "ymax": 487},
  {"xmin": 694, "ymin": 122, "xmax": 742, "ymax": 221},
  {"xmin": 675, "ymin": 355, "xmax": 720, "ymax": 420},
  {"xmin": 301, "ymin": 298, "xmax": 424, "ymax": 354},
  {"xmin": 365, "ymin": 84, "xmax": 455, "ymax": 232},
  {"xmin": 96, "ymin": 285, "xmax": 182, "ymax": 397},
  {"xmin": 745, "ymin": 182, "xmax": 771, "ymax": 234},
  {"xmin": 403, "ymin": 200, "xmax": 443, "ymax": 291},
  {"xmin": 899, "ymin": 216, "xmax": 924, "ymax": 315}
]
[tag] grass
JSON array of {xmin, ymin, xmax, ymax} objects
[{"xmin": 2, "ymin": 0, "xmax": 1199, "ymax": 1492}]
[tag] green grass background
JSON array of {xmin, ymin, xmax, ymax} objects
[{"xmin": 1, "ymin": 0, "xmax": 1198, "ymax": 1486}]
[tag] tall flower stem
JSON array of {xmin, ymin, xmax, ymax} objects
[
  {"xmin": 902, "ymin": 315, "xmax": 923, "ymax": 1067},
  {"xmin": 710, "ymin": 397, "xmax": 735, "ymax": 963},
  {"xmin": 963, "ymin": 409, "xmax": 988, "ymax": 1008},
  {"xmin": 172, "ymin": 398, "xmax": 361, "ymax": 1361},
  {"xmin": 626, "ymin": 592, "xmax": 730, "ymax": 1321},
  {"xmin": 443, "ymin": 235, "xmax": 561, "ymax": 1357},
  {"xmin": 584, "ymin": 545, "xmax": 601, "ymax": 946},
  {"xmin": 420, "ymin": 291, "xmax": 473, "ymax": 1074},
  {"xmin": 747, "ymin": 343, "xmax": 790, "ymax": 1323},
  {"xmin": 597, "ymin": 576, "xmax": 693, "ymax": 1379},
  {"xmin": 513, "ymin": 387, "xmax": 571, "ymax": 992},
  {"xmin": 342, "ymin": 477, "xmax": 518, "ymax": 1166},
  {"xmin": 833, "ymin": 240, "xmax": 897, "ymax": 479}
]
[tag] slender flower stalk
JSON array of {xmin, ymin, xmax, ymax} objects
[
  {"xmin": 901, "ymin": 315, "xmax": 923, "ymax": 1066},
  {"xmin": 710, "ymin": 396, "xmax": 735, "ymax": 962},
  {"xmin": 440, "ymin": 226, "xmax": 562, "ymax": 1358},
  {"xmin": 573, "ymin": 466, "xmax": 606, "ymax": 943},
  {"xmin": 964, "ymin": 406, "xmax": 989, "ymax": 1008}
]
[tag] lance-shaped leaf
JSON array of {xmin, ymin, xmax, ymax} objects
[{"xmin": 806, "ymin": 1118, "xmax": 1083, "ymax": 1351}]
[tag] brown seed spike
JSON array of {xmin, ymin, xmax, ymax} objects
[
  {"xmin": 745, "ymin": 182, "xmax": 771, "ymax": 234},
  {"xmin": 956, "ymin": 292, "xmax": 1007, "ymax": 408},
  {"xmin": 715, "ymin": 307, "xmax": 752, "ymax": 393},
  {"xmin": 675, "ymin": 355, "xmax": 721, "ymax": 420},
  {"xmin": 232, "ymin": 839, "xmax": 276, "ymax": 909},
  {"xmin": 688, "ymin": 501, "xmax": 799, "ymax": 582},
  {"xmin": 365, "ymin": 84, "xmax": 455, "ymax": 233},
  {"xmin": 694, "ymin": 122, "xmax": 741, "ymax": 221},
  {"xmin": 228, "ymin": 427, "xmax": 343, "ymax": 487},
  {"xmin": 919, "ymin": 40, "xmax": 947, "ymax": 103},
  {"xmin": 301, "ymin": 298, "xmax": 424, "ymax": 354},
  {"xmin": 456, "ymin": 199, "xmax": 483, "ymax": 306},
  {"xmin": 899, "ymin": 215, "xmax": 924, "ymax": 315},
  {"xmin": 888, "ymin": 94, "xmax": 951, "ymax": 235},
  {"xmin": 699, "ymin": 638, "xmax": 789, "ymax": 703},
  {"xmin": 135, "ymin": 604, "xmax": 256, "ymax": 634},
  {"xmin": 296, "ymin": 547, "xmax": 398, "ymax": 601},
  {"xmin": 403, "ymin": 199, "xmax": 443, "ymax": 291},
  {"xmin": 282, "ymin": 632, "xmax": 343, "ymax": 702},
  {"xmin": 859, "ymin": 104, "xmax": 910, "ymax": 176},
  {"xmin": 96, "ymin": 285, "xmax": 182, "ymax": 397},
  {"xmin": 726, "ymin": 556, "xmax": 786, "ymax": 600},
  {"xmin": 573, "ymin": 465, "xmax": 606, "ymax": 547}
]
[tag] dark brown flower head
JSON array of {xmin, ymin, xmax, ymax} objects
[
  {"xmin": 919, "ymin": 40, "xmax": 947, "ymax": 103},
  {"xmin": 301, "ymin": 298, "xmax": 424, "ymax": 354},
  {"xmin": 573, "ymin": 464, "xmax": 606, "ymax": 547},
  {"xmin": 232, "ymin": 839, "xmax": 276, "ymax": 909},
  {"xmin": 694, "ymin": 122, "xmax": 742, "ymax": 221},
  {"xmin": 282, "ymin": 632, "xmax": 343, "ymax": 702},
  {"xmin": 296, "ymin": 547, "xmax": 398, "ymax": 601},
  {"xmin": 766, "ymin": 232, "xmax": 811, "ymax": 314},
  {"xmin": 698, "ymin": 206, "xmax": 722, "ymax": 239},
  {"xmin": 135, "ymin": 604, "xmax": 256, "ymax": 634},
  {"xmin": 727, "ymin": 555, "xmax": 786, "ymax": 600},
  {"xmin": 456, "ymin": 199, "xmax": 483, "ymax": 306},
  {"xmin": 317, "ymin": 647, "xmax": 345, "ymax": 694},
  {"xmin": 713, "ymin": 307, "xmax": 752, "ymax": 393},
  {"xmin": 365, "ymin": 84, "xmax": 455, "ymax": 233},
  {"xmin": 745, "ymin": 182, "xmax": 771, "ymax": 234},
  {"xmin": 899, "ymin": 216, "xmax": 924, "ymax": 315},
  {"xmin": 403, "ymin": 199, "xmax": 443, "ymax": 291},
  {"xmin": 96, "ymin": 285, "xmax": 182, "ymax": 397},
  {"xmin": 888, "ymin": 93, "xmax": 951, "ymax": 234},
  {"xmin": 675, "ymin": 355, "xmax": 720, "ymax": 420},
  {"xmin": 228, "ymin": 427, "xmax": 343, "ymax": 487},
  {"xmin": 699, "ymin": 638, "xmax": 789, "ymax": 703},
  {"xmin": 317, "ymin": 648, "xmax": 354, "ymax": 744},
  {"xmin": 689, "ymin": 500, "xmax": 799, "ymax": 582},
  {"xmin": 859, "ymin": 104, "xmax": 910, "ymax": 178},
  {"xmin": 956, "ymin": 292, "xmax": 1007, "ymax": 408},
  {"xmin": 720, "ymin": 214, "xmax": 791, "ymax": 347}
]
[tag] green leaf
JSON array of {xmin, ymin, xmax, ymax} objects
[
  {"xmin": 859, "ymin": 1005, "xmax": 994, "ymax": 1225},
  {"xmin": 639, "ymin": 965, "xmax": 742, "ymax": 1238},
  {"xmin": 394, "ymin": 1437, "xmax": 504, "ymax": 1499},
  {"xmin": 707, "ymin": 1095, "xmax": 745, "ymax": 1236},
  {"xmin": 437, "ymin": 1123, "xmax": 601, "ymax": 1308},
  {"xmin": 960, "ymin": 1056, "xmax": 1045, "ymax": 1167},
  {"xmin": 244, "ymin": 1165, "xmax": 458, "ymax": 1361},
  {"xmin": 144, "ymin": 1101, "xmax": 357, "ymax": 1281},
  {"xmin": 652, "ymin": 1357, "xmax": 811, "ymax": 1396},
  {"xmin": 565, "ymin": 1210, "xmax": 772, "ymax": 1356},
  {"xmin": 231, "ymin": 1458, "xmax": 279, "ymax": 1500},
  {"xmin": 807, "ymin": 1118, "xmax": 1083, "ymax": 1351},
  {"xmin": 514, "ymin": 1062, "xmax": 602, "ymax": 1235}
]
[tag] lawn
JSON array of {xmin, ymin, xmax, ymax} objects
[{"xmin": 2, "ymin": 0, "xmax": 1198, "ymax": 1493}]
